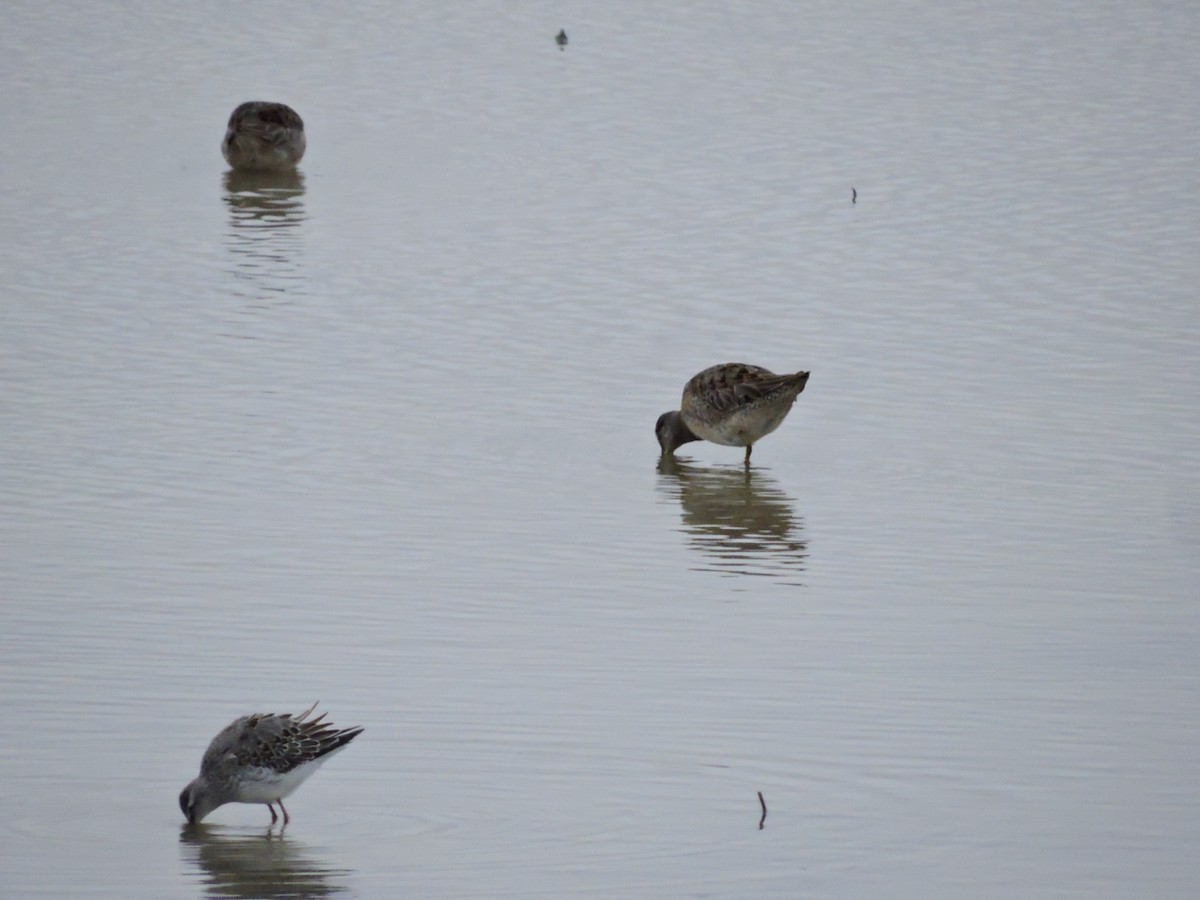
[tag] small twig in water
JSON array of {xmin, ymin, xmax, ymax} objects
[{"xmin": 758, "ymin": 791, "xmax": 767, "ymax": 829}]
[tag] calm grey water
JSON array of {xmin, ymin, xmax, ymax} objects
[{"xmin": 2, "ymin": 1, "xmax": 1198, "ymax": 897}]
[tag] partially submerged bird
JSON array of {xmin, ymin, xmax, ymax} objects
[
  {"xmin": 221, "ymin": 101, "xmax": 306, "ymax": 171},
  {"xmin": 656, "ymin": 363, "xmax": 810, "ymax": 464},
  {"xmin": 556, "ymin": 29, "xmax": 568, "ymax": 49},
  {"xmin": 179, "ymin": 703, "xmax": 362, "ymax": 826}
]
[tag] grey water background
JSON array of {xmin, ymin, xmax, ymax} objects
[{"xmin": 2, "ymin": 1, "xmax": 1198, "ymax": 897}]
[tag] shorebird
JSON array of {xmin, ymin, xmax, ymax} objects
[
  {"xmin": 556, "ymin": 29, "xmax": 568, "ymax": 49},
  {"xmin": 179, "ymin": 703, "xmax": 362, "ymax": 826},
  {"xmin": 221, "ymin": 101, "xmax": 306, "ymax": 171},
  {"xmin": 656, "ymin": 363, "xmax": 810, "ymax": 464}
]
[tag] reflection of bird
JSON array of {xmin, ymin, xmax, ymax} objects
[
  {"xmin": 222, "ymin": 102, "xmax": 306, "ymax": 171},
  {"xmin": 556, "ymin": 29, "xmax": 568, "ymax": 49},
  {"xmin": 180, "ymin": 828, "xmax": 350, "ymax": 899},
  {"xmin": 221, "ymin": 169, "xmax": 307, "ymax": 306},
  {"xmin": 656, "ymin": 458, "xmax": 807, "ymax": 581},
  {"xmin": 656, "ymin": 363, "xmax": 810, "ymax": 463},
  {"xmin": 222, "ymin": 168, "xmax": 305, "ymax": 199},
  {"xmin": 180, "ymin": 703, "xmax": 362, "ymax": 826}
]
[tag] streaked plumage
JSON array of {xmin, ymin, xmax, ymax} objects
[
  {"xmin": 656, "ymin": 363, "xmax": 810, "ymax": 463},
  {"xmin": 179, "ymin": 703, "xmax": 362, "ymax": 826},
  {"xmin": 221, "ymin": 101, "xmax": 306, "ymax": 171}
]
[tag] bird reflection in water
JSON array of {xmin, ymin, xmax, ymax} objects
[
  {"xmin": 222, "ymin": 169, "xmax": 307, "ymax": 306},
  {"xmin": 656, "ymin": 457, "xmax": 808, "ymax": 584},
  {"xmin": 180, "ymin": 824, "xmax": 351, "ymax": 898}
]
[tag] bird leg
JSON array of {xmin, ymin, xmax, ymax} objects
[
  {"xmin": 278, "ymin": 799, "xmax": 290, "ymax": 826},
  {"xmin": 267, "ymin": 803, "xmax": 278, "ymax": 824},
  {"xmin": 744, "ymin": 444, "xmax": 753, "ymax": 465}
]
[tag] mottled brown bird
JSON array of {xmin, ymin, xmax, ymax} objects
[
  {"xmin": 656, "ymin": 363, "xmax": 810, "ymax": 464},
  {"xmin": 221, "ymin": 101, "xmax": 306, "ymax": 171}
]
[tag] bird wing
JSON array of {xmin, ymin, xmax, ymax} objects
[
  {"xmin": 253, "ymin": 104, "xmax": 303, "ymax": 131},
  {"xmin": 201, "ymin": 704, "xmax": 361, "ymax": 776},
  {"xmin": 231, "ymin": 104, "xmax": 303, "ymax": 146},
  {"xmin": 685, "ymin": 363, "xmax": 806, "ymax": 413}
]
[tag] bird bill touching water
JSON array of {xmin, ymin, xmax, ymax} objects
[
  {"xmin": 179, "ymin": 703, "xmax": 362, "ymax": 826},
  {"xmin": 656, "ymin": 363, "xmax": 810, "ymax": 464},
  {"xmin": 221, "ymin": 101, "xmax": 306, "ymax": 172}
]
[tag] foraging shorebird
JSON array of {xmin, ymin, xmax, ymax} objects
[
  {"xmin": 221, "ymin": 101, "xmax": 306, "ymax": 171},
  {"xmin": 556, "ymin": 29, "xmax": 568, "ymax": 49},
  {"xmin": 656, "ymin": 363, "xmax": 810, "ymax": 464},
  {"xmin": 179, "ymin": 703, "xmax": 362, "ymax": 826}
]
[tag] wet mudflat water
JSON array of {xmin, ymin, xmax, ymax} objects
[{"xmin": 2, "ymin": 2, "xmax": 1198, "ymax": 897}]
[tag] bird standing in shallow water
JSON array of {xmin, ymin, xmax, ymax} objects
[
  {"xmin": 179, "ymin": 703, "xmax": 362, "ymax": 826},
  {"xmin": 656, "ymin": 363, "xmax": 810, "ymax": 464},
  {"xmin": 556, "ymin": 29, "xmax": 568, "ymax": 50},
  {"xmin": 221, "ymin": 101, "xmax": 306, "ymax": 171}
]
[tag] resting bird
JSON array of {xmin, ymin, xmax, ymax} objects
[
  {"xmin": 656, "ymin": 363, "xmax": 810, "ymax": 464},
  {"xmin": 221, "ymin": 101, "xmax": 306, "ymax": 171},
  {"xmin": 179, "ymin": 703, "xmax": 362, "ymax": 826}
]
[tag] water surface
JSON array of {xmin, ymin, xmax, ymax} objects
[{"xmin": 2, "ymin": 1, "xmax": 1198, "ymax": 897}]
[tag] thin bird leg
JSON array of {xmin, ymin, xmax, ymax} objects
[
  {"xmin": 744, "ymin": 444, "xmax": 753, "ymax": 465},
  {"xmin": 279, "ymin": 799, "xmax": 290, "ymax": 826},
  {"xmin": 267, "ymin": 803, "xmax": 278, "ymax": 824}
]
